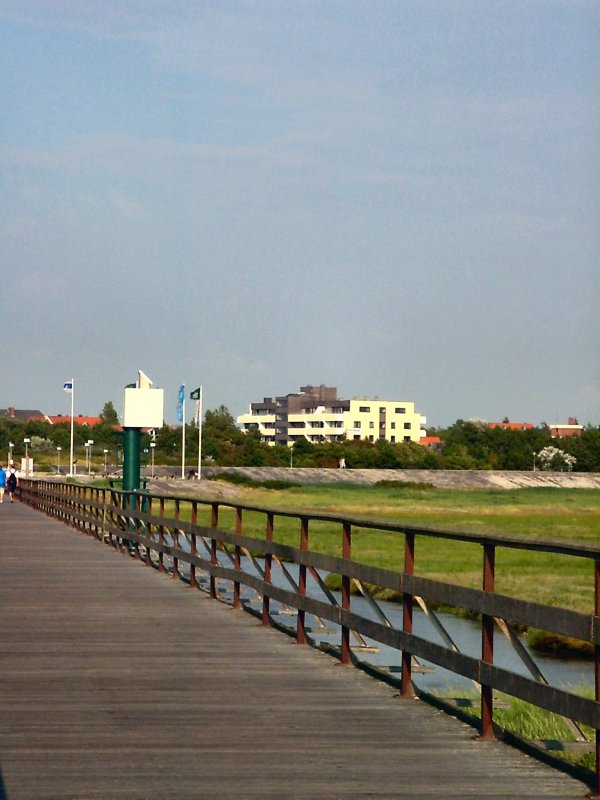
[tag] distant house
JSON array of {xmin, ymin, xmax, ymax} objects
[
  {"xmin": 550, "ymin": 417, "xmax": 583, "ymax": 438},
  {"xmin": 419, "ymin": 436, "xmax": 442, "ymax": 448},
  {"xmin": 29, "ymin": 414, "xmax": 105, "ymax": 427},
  {"xmin": 0, "ymin": 406, "xmax": 44, "ymax": 422},
  {"xmin": 488, "ymin": 421, "xmax": 534, "ymax": 432}
]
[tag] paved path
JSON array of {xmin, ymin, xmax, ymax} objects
[{"xmin": 0, "ymin": 501, "xmax": 589, "ymax": 799}]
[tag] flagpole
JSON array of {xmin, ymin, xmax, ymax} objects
[
  {"xmin": 197, "ymin": 386, "xmax": 203, "ymax": 480},
  {"xmin": 69, "ymin": 379, "xmax": 74, "ymax": 477},
  {"xmin": 181, "ymin": 393, "xmax": 186, "ymax": 480}
]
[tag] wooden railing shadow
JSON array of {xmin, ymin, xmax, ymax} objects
[{"xmin": 0, "ymin": 767, "xmax": 9, "ymax": 799}]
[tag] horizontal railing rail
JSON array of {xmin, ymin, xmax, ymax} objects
[{"xmin": 18, "ymin": 478, "xmax": 600, "ymax": 792}]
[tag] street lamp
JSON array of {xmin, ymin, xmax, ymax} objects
[
  {"xmin": 8, "ymin": 441, "xmax": 14, "ymax": 466},
  {"xmin": 150, "ymin": 442, "xmax": 156, "ymax": 478},
  {"xmin": 23, "ymin": 438, "xmax": 31, "ymax": 477},
  {"xmin": 85, "ymin": 440, "xmax": 94, "ymax": 474},
  {"xmin": 533, "ymin": 451, "xmax": 537, "ymax": 472},
  {"xmin": 57, "ymin": 446, "xmax": 62, "ymax": 475},
  {"xmin": 103, "ymin": 449, "xmax": 108, "ymax": 474}
]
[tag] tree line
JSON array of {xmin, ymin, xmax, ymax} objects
[{"xmin": 1, "ymin": 404, "xmax": 598, "ymax": 472}]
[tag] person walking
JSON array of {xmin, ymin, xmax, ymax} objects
[
  {"xmin": 6, "ymin": 464, "xmax": 18, "ymax": 502},
  {"xmin": 0, "ymin": 464, "xmax": 5, "ymax": 503}
]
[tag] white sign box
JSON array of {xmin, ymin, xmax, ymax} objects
[{"xmin": 123, "ymin": 387, "xmax": 164, "ymax": 428}]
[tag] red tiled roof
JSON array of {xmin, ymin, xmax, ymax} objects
[
  {"xmin": 30, "ymin": 415, "xmax": 107, "ymax": 427},
  {"xmin": 488, "ymin": 422, "xmax": 534, "ymax": 431},
  {"xmin": 420, "ymin": 436, "xmax": 441, "ymax": 446}
]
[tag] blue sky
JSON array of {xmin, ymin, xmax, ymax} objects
[{"xmin": 1, "ymin": 1, "xmax": 598, "ymax": 427}]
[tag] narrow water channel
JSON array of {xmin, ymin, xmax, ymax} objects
[{"xmin": 178, "ymin": 545, "xmax": 594, "ymax": 694}]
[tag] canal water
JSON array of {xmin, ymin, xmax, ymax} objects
[{"xmin": 176, "ymin": 543, "xmax": 594, "ymax": 694}]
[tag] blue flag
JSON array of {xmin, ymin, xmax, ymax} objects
[
  {"xmin": 63, "ymin": 382, "xmax": 73, "ymax": 393},
  {"xmin": 176, "ymin": 384, "xmax": 185, "ymax": 423}
]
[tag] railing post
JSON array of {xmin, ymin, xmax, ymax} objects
[
  {"xmin": 134, "ymin": 494, "xmax": 142, "ymax": 559},
  {"xmin": 190, "ymin": 501, "xmax": 197, "ymax": 589},
  {"xmin": 173, "ymin": 498, "xmax": 180, "ymax": 579},
  {"xmin": 210, "ymin": 503, "xmax": 219, "ymax": 599},
  {"xmin": 341, "ymin": 521, "xmax": 352, "ymax": 665},
  {"xmin": 262, "ymin": 512, "xmax": 274, "ymax": 626},
  {"xmin": 145, "ymin": 496, "xmax": 153, "ymax": 567},
  {"xmin": 481, "ymin": 541, "xmax": 496, "ymax": 739},
  {"xmin": 76, "ymin": 486, "xmax": 82, "ymax": 532},
  {"xmin": 594, "ymin": 559, "xmax": 600, "ymax": 798},
  {"xmin": 94, "ymin": 487, "xmax": 101, "ymax": 539},
  {"xmin": 158, "ymin": 497, "xmax": 165, "ymax": 573},
  {"xmin": 297, "ymin": 517, "xmax": 309, "ymax": 645},
  {"xmin": 233, "ymin": 508, "xmax": 242, "ymax": 608},
  {"xmin": 91, "ymin": 488, "xmax": 97, "ymax": 538},
  {"xmin": 401, "ymin": 532, "xmax": 415, "ymax": 698}
]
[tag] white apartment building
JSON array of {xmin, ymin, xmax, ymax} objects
[{"xmin": 237, "ymin": 385, "xmax": 427, "ymax": 446}]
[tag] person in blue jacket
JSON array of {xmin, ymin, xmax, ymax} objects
[{"xmin": 0, "ymin": 464, "xmax": 5, "ymax": 503}]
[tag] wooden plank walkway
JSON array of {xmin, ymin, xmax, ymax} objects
[{"xmin": 0, "ymin": 501, "xmax": 589, "ymax": 799}]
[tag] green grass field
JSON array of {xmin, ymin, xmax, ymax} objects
[{"xmin": 185, "ymin": 482, "xmax": 600, "ymax": 614}]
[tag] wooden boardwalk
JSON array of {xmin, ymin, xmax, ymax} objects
[{"xmin": 0, "ymin": 501, "xmax": 589, "ymax": 799}]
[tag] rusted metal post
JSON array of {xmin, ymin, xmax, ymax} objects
[
  {"xmin": 190, "ymin": 501, "xmax": 197, "ymax": 589},
  {"xmin": 233, "ymin": 508, "xmax": 242, "ymax": 608},
  {"xmin": 594, "ymin": 559, "xmax": 600, "ymax": 798},
  {"xmin": 481, "ymin": 541, "xmax": 496, "ymax": 739},
  {"xmin": 133, "ymin": 494, "xmax": 142, "ymax": 559},
  {"xmin": 172, "ymin": 498, "xmax": 180, "ymax": 579},
  {"xmin": 210, "ymin": 503, "xmax": 219, "ymax": 599},
  {"xmin": 262, "ymin": 512, "xmax": 274, "ymax": 626},
  {"xmin": 92, "ymin": 488, "xmax": 98, "ymax": 538},
  {"xmin": 105, "ymin": 487, "xmax": 113, "ymax": 547},
  {"xmin": 158, "ymin": 497, "xmax": 165, "ymax": 573},
  {"xmin": 77, "ymin": 486, "xmax": 83, "ymax": 532},
  {"xmin": 145, "ymin": 496, "xmax": 152, "ymax": 567},
  {"xmin": 297, "ymin": 517, "xmax": 309, "ymax": 645},
  {"xmin": 401, "ymin": 532, "xmax": 416, "ymax": 698},
  {"xmin": 95, "ymin": 487, "xmax": 101, "ymax": 539},
  {"xmin": 341, "ymin": 521, "xmax": 352, "ymax": 665}
]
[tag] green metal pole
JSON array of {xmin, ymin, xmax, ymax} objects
[
  {"xmin": 122, "ymin": 427, "xmax": 141, "ymax": 549},
  {"xmin": 123, "ymin": 428, "xmax": 141, "ymax": 492}
]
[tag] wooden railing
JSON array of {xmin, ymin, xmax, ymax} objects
[{"xmin": 19, "ymin": 478, "xmax": 600, "ymax": 792}]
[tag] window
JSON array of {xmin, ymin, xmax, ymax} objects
[
  {"xmin": 359, "ymin": 406, "xmax": 370, "ymax": 412},
  {"xmin": 369, "ymin": 435, "xmax": 374, "ymax": 442},
  {"xmin": 369, "ymin": 421, "xmax": 374, "ymax": 429},
  {"xmin": 404, "ymin": 422, "xmax": 411, "ymax": 430},
  {"xmin": 404, "ymin": 436, "xmax": 411, "ymax": 442},
  {"xmin": 391, "ymin": 422, "xmax": 396, "ymax": 429},
  {"xmin": 353, "ymin": 421, "xmax": 361, "ymax": 428},
  {"xmin": 379, "ymin": 407, "xmax": 386, "ymax": 414},
  {"xmin": 391, "ymin": 436, "xmax": 396, "ymax": 443},
  {"xmin": 395, "ymin": 407, "xmax": 406, "ymax": 414}
]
